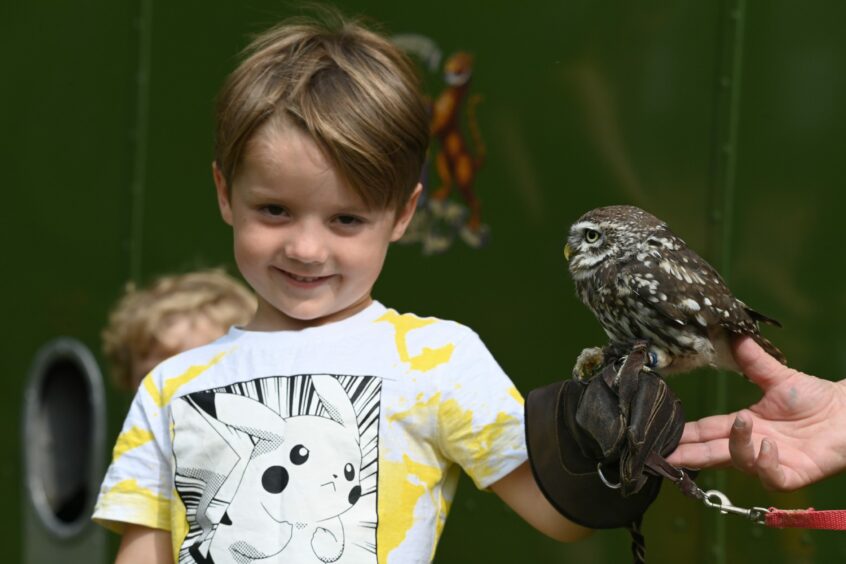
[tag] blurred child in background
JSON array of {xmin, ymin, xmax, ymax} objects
[{"xmin": 101, "ymin": 269, "xmax": 256, "ymax": 391}]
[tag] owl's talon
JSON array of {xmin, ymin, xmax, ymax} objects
[{"xmin": 572, "ymin": 346, "xmax": 605, "ymax": 380}]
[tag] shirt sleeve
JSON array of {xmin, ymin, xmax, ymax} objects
[
  {"xmin": 92, "ymin": 371, "xmax": 173, "ymax": 533},
  {"xmin": 435, "ymin": 330, "xmax": 527, "ymax": 490}
]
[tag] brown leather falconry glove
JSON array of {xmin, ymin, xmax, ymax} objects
[{"xmin": 525, "ymin": 342, "xmax": 684, "ymax": 529}]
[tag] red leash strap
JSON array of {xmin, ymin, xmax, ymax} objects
[
  {"xmin": 646, "ymin": 454, "xmax": 846, "ymax": 531},
  {"xmin": 765, "ymin": 508, "xmax": 846, "ymax": 530}
]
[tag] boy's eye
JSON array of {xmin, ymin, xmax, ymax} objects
[
  {"xmin": 335, "ymin": 215, "xmax": 364, "ymax": 226},
  {"xmin": 262, "ymin": 205, "xmax": 288, "ymax": 217}
]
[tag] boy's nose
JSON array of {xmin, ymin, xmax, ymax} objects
[{"xmin": 284, "ymin": 223, "xmax": 329, "ymax": 264}]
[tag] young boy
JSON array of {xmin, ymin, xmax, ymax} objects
[
  {"xmin": 102, "ymin": 269, "xmax": 257, "ymax": 391},
  {"xmin": 93, "ymin": 14, "xmax": 589, "ymax": 563}
]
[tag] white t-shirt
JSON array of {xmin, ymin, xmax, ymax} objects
[{"xmin": 93, "ymin": 301, "xmax": 526, "ymax": 563}]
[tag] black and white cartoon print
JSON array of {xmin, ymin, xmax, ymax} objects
[{"xmin": 171, "ymin": 374, "xmax": 381, "ymax": 564}]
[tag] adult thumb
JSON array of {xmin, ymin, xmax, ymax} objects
[{"xmin": 733, "ymin": 336, "xmax": 792, "ymax": 389}]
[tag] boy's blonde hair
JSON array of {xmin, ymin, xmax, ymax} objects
[
  {"xmin": 214, "ymin": 12, "xmax": 429, "ymax": 210},
  {"xmin": 101, "ymin": 269, "xmax": 256, "ymax": 390}
]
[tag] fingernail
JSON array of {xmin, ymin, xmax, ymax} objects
[
  {"xmin": 761, "ymin": 439, "xmax": 771, "ymax": 453},
  {"xmin": 733, "ymin": 416, "xmax": 745, "ymax": 430}
]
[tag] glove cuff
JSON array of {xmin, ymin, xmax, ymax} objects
[{"xmin": 525, "ymin": 380, "xmax": 663, "ymax": 529}]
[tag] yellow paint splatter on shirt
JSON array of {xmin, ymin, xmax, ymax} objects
[
  {"xmin": 112, "ymin": 426, "xmax": 154, "ymax": 461},
  {"xmin": 507, "ymin": 386, "xmax": 525, "ymax": 406},
  {"xmin": 388, "ymin": 392, "xmax": 441, "ymax": 425},
  {"xmin": 431, "ymin": 466, "xmax": 458, "ymax": 561},
  {"xmin": 377, "ymin": 455, "xmax": 444, "ymax": 563},
  {"xmin": 377, "ymin": 311, "xmax": 454, "ymax": 372},
  {"xmin": 439, "ymin": 400, "xmax": 520, "ymax": 485},
  {"xmin": 104, "ymin": 479, "xmax": 166, "ymax": 502},
  {"xmin": 96, "ymin": 479, "xmax": 170, "ymax": 532},
  {"xmin": 145, "ymin": 351, "xmax": 228, "ymax": 407},
  {"xmin": 389, "ymin": 391, "xmax": 520, "ymax": 486}
]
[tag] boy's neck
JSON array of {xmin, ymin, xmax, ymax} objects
[{"xmin": 244, "ymin": 295, "xmax": 375, "ymax": 332}]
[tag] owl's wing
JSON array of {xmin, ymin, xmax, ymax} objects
[
  {"xmin": 620, "ymin": 248, "xmax": 736, "ymax": 329},
  {"xmin": 620, "ymin": 244, "xmax": 786, "ymax": 363}
]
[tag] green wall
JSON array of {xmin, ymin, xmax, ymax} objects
[{"xmin": 6, "ymin": 0, "xmax": 846, "ymax": 562}]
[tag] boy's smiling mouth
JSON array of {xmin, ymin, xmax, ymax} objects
[{"xmin": 275, "ymin": 267, "xmax": 333, "ymax": 287}]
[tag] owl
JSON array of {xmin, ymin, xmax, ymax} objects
[{"xmin": 565, "ymin": 205, "xmax": 785, "ymax": 377}]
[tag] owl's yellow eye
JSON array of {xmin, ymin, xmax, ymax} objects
[{"xmin": 584, "ymin": 229, "xmax": 601, "ymax": 243}]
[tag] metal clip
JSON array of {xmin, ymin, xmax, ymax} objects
[
  {"xmin": 596, "ymin": 462, "xmax": 622, "ymax": 490},
  {"xmin": 703, "ymin": 489, "xmax": 769, "ymax": 525}
]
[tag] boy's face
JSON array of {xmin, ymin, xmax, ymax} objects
[{"xmin": 214, "ymin": 124, "xmax": 419, "ymax": 331}]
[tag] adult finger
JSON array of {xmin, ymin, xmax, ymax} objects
[
  {"xmin": 677, "ymin": 414, "xmax": 736, "ymax": 444},
  {"xmin": 667, "ymin": 440, "xmax": 730, "ymax": 469},
  {"xmin": 728, "ymin": 413, "xmax": 756, "ymax": 472},
  {"xmin": 756, "ymin": 438, "xmax": 790, "ymax": 491},
  {"xmin": 732, "ymin": 337, "xmax": 794, "ymax": 390}
]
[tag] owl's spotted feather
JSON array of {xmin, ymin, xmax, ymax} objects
[{"xmin": 566, "ymin": 205, "xmax": 785, "ymax": 375}]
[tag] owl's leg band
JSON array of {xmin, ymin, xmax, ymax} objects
[{"xmin": 647, "ymin": 351, "xmax": 659, "ymax": 369}]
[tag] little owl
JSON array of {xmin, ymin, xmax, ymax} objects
[{"xmin": 565, "ymin": 205, "xmax": 785, "ymax": 378}]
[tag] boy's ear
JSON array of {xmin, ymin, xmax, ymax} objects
[
  {"xmin": 390, "ymin": 183, "xmax": 422, "ymax": 242},
  {"xmin": 213, "ymin": 161, "xmax": 234, "ymax": 226}
]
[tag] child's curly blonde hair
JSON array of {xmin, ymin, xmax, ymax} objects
[{"xmin": 102, "ymin": 269, "xmax": 256, "ymax": 390}]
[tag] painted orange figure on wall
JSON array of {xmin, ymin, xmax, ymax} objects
[{"xmin": 429, "ymin": 51, "xmax": 487, "ymax": 249}]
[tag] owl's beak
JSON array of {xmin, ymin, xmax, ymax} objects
[{"xmin": 563, "ymin": 243, "xmax": 572, "ymax": 262}]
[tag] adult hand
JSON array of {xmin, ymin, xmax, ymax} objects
[{"xmin": 667, "ymin": 337, "xmax": 846, "ymax": 491}]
